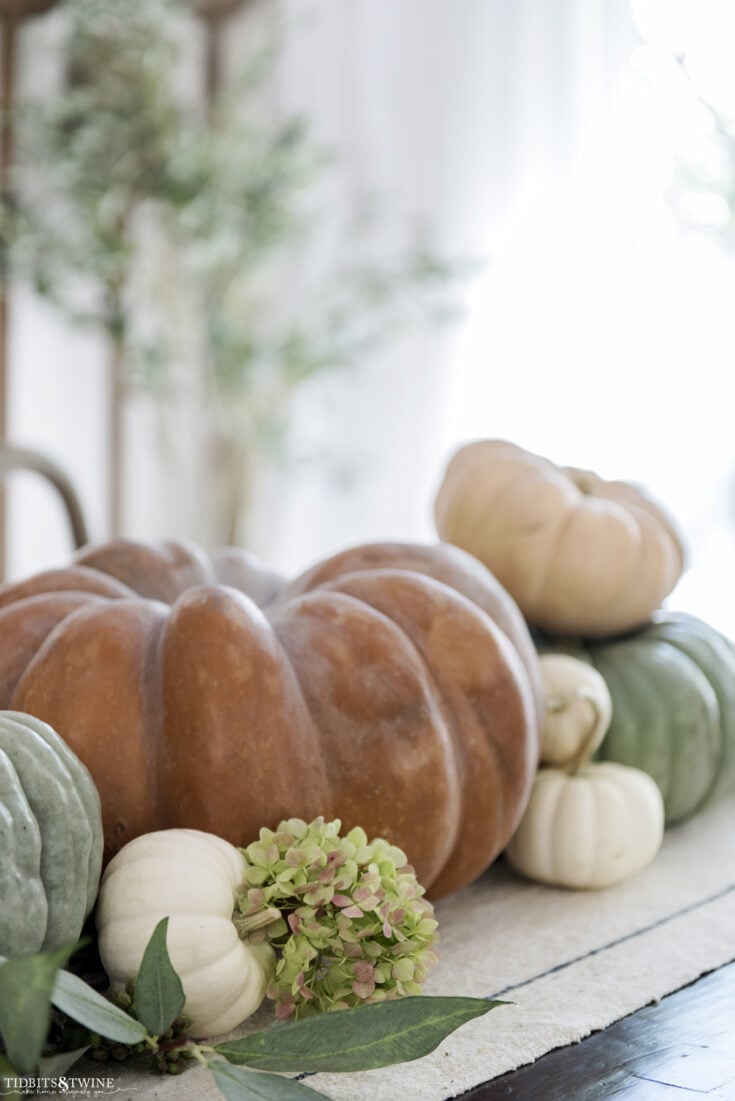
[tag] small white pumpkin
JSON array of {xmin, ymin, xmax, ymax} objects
[
  {"xmin": 96, "ymin": 829, "xmax": 275, "ymax": 1038},
  {"xmin": 505, "ymin": 762, "xmax": 664, "ymax": 889},
  {"xmin": 539, "ymin": 653, "xmax": 612, "ymax": 767}
]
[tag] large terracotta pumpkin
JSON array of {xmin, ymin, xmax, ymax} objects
[
  {"xmin": 434, "ymin": 439, "xmax": 685, "ymax": 637},
  {"xmin": 0, "ymin": 538, "xmax": 541, "ymax": 898}
]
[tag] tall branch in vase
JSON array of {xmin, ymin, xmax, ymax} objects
[{"xmin": 184, "ymin": 0, "xmax": 460, "ymax": 547}]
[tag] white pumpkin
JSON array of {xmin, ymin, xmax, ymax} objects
[
  {"xmin": 434, "ymin": 439, "xmax": 685, "ymax": 637},
  {"xmin": 96, "ymin": 829, "xmax": 275, "ymax": 1038},
  {"xmin": 505, "ymin": 762, "xmax": 665, "ymax": 890},
  {"xmin": 539, "ymin": 653, "xmax": 612, "ymax": 768}
]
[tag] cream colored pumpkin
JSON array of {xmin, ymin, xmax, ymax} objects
[
  {"xmin": 434, "ymin": 439, "xmax": 685, "ymax": 637},
  {"xmin": 539, "ymin": 654, "xmax": 612, "ymax": 768},
  {"xmin": 96, "ymin": 829, "xmax": 275, "ymax": 1038},
  {"xmin": 505, "ymin": 762, "xmax": 664, "ymax": 889}
]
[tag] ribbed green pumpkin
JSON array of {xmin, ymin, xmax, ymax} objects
[
  {"xmin": 0, "ymin": 711, "xmax": 103, "ymax": 957},
  {"xmin": 578, "ymin": 613, "xmax": 735, "ymax": 824}
]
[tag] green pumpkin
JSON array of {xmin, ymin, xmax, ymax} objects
[
  {"xmin": 542, "ymin": 613, "xmax": 735, "ymax": 825},
  {"xmin": 0, "ymin": 710, "xmax": 103, "ymax": 957}
]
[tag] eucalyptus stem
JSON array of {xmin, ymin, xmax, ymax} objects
[{"xmin": 187, "ymin": 1043, "xmax": 215, "ymax": 1067}]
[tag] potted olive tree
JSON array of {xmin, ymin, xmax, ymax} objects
[{"xmin": 2, "ymin": 0, "xmax": 459, "ymax": 546}]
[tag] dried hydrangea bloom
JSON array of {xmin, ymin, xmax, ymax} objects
[{"xmin": 235, "ymin": 817, "xmax": 440, "ymax": 1020}]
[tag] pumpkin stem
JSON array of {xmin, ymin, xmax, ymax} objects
[
  {"xmin": 232, "ymin": 905, "xmax": 282, "ymax": 939},
  {"xmin": 565, "ymin": 689, "xmax": 610, "ymax": 775}
]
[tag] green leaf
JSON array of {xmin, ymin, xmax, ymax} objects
[
  {"xmin": 52, "ymin": 968, "xmax": 148, "ymax": 1045},
  {"xmin": 214, "ymin": 996, "xmax": 506, "ymax": 1073},
  {"xmin": 211, "ymin": 1061, "xmax": 332, "ymax": 1100},
  {"xmin": 0, "ymin": 943, "xmax": 75, "ymax": 1073},
  {"xmin": 132, "ymin": 917, "xmax": 185, "ymax": 1037}
]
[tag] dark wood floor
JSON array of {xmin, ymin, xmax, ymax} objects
[{"xmin": 462, "ymin": 960, "xmax": 735, "ymax": 1100}]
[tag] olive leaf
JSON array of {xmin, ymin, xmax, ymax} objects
[
  {"xmin": 132, "ymin": 916, "xmax": 185, "ymax": 1037},
  {"xmin": 0, "ymin": 943, "xmax": 76, "ymax": 1073},
  {"xmin": 0, "ymin": 1054, "xmax": 23, "ymax": 1101},
  {"xmin": 52, "ymin": 968, "xmax": 148, "ymax": 1044},
  {"xmin": 214, "ymin": 996, "xmax": 506, "ymax": 1073},
  {"xmin": 211, "ymin": 1061, "xmax": 332, "ymax": 1100}
]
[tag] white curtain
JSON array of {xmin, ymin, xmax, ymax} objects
[
  {"xmin": 244, "ymin": 0, "xmax": 638, "ymax": 559},
  {"xmin": 256, "ymin": 0, "xmax": 735, "ymax": 636},
  {"xmin": 245, "ymin": 0, "xmax": 643, "ymax": 566}
]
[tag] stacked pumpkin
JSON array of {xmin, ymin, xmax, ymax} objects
[
  {"xmin": 435, "ymin": 439, "xmax": 735, "ymax": 888},
  {"xmin": 2, "ymin": 434, "xmax": 730, "ymax": 987},
  {"xmin": 8, "ymin": 437, "xmax": 730, "ymax": 1042}
]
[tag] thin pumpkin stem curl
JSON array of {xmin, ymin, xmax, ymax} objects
[{"xmin": 563, "ymin": 688, "xmax": 611, "ymax": 775}]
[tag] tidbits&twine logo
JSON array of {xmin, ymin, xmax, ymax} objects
[{"xmin": 0, "ymin": 1076, "xmax": 134, "ymax": 1097}]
